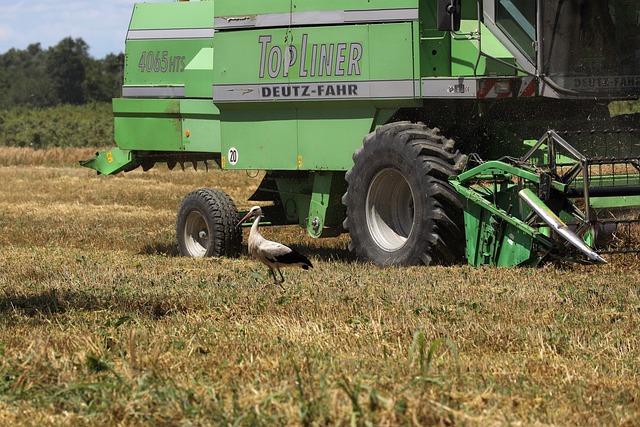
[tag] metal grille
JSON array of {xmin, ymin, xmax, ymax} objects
[{"xmin": 522, "ymin": 129, "xmax": 640, "ymax": 255}]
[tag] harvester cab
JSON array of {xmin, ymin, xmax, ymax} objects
[{"xmin": 80, "ymin": 0, "xmax": 640, "ymax": 267}]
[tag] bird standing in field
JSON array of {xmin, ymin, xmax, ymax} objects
[{"xmin": 236, "ymin": 206, "xmax": 313, "ymax": 290}]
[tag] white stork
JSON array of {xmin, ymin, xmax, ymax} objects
[{"xmin": 237, "ymin": 206, "xmax": 313, "ymax": 289}]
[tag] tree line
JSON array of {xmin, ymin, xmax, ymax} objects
[{"xmin": 0, "ymin": 37, "xmax": 123, "ymax": 109}]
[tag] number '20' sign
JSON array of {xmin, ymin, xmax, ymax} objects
[{"xmin": 227, "ymin": 147, "xmax": 239, "ymax": 165}]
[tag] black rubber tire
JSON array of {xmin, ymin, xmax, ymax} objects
[
  {"xmin": 342, "ymin": 122, "xmax": 467, "ymax": 266},
  {"xmin": 176, "ymin": 188, "xmax": 242, "ymax": 258}
]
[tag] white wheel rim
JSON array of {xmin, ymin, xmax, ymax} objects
[
  {"xmin": 365, "ymin": 168, "xmax": 414, "ymax": 251},
  {"xmin": 183, "ymin": 211, "xmax": 209, "ymax": 257}
]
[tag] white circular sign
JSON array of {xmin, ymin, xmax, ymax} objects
[{"xmin": 227, "ymin": 147, "xmax": 239, "ymax": 165}]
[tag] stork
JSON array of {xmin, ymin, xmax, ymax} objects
[{"xmin": 237, "ymin": 206, "xmax": 313, "ymax": 289}]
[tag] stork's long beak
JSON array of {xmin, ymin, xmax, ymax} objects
[{"xmin": 236, "ymin": 211, "xmax": 254, "ymax": 228}]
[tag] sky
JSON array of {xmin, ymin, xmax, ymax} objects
[{"xmin": 0, "ymin": 0, "xmax": 173, "ymax": 59}]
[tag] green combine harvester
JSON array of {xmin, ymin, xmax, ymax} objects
[{"xmin": 82, "ymin": 0, "xmax": 640, "ymax": 267}]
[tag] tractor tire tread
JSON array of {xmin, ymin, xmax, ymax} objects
[
  {"xmin": 176, "ymin": 188, "xmax": 242, "ymax": 258},
  {"xmin": 343, "ymin": 122, "xmax": 466, "ymax": 266}
]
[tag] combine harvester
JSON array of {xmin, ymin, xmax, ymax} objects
[{"xmin": 82, "ymin": 0, "xmax": 640, "ymax": 267}]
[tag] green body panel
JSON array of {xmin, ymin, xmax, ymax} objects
[
  {"xmin": 113, "ymin": 98, "xmax": 220, "ymax": 153},
  {"xmin": 220, "ymin": 105, "xmax": 297, "ymax": 170},
  {"xmin": 184, "ymin": 48, "xmax": 214, "ymax": 99},
  {"xmin": 129, "ymin": 2, "xmax": 215, "ymax": 29},
  {"xmin": 419, "ymin": 1, "xmax": 451, "ymax": 78},
  {"xmin": 181, "ymin": 100, "xmax": 222, "ymax": 153},
  {"xmin": 214, "ymin": 0, "xmax": 418, "ymax": 16},
  {"xmin": 124, "ymin": 40, "xmax": 206, "ymax": 87},
  {"xmin": 212, "ymin": 22, "xmax": 415, "ymax": 87},
  {"xmin": 113, "ymin": 98, "xmax": 181, "ymax": 151},
  {"xmin": 295, "ymin": 104, "xmax": 377, "ymax": 171},
  {"xmin": 124, "ymin": 2, "xmax": 215, "ymax": 89},
  {"xmin": 307, "ymin": 171, "xmax": 347, "ymax": 238},
  {"xmin": 214, "ymin": 22, "xmax": 419, "ymax": 170},
  {"xmin": 220, "ymin": 103, "xmax": 378, "ymax": 171},
  {"xmin": 451, "ymin": 21, "xmax": 517, "ymax": 76}
]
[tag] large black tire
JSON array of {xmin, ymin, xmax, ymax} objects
[
  {"xmin": 176, "ymin": 188, "xmax": 242, "ymax": 258},
  {"xmin": 342, "ymin": 122, "xmax": 467, "ymax": 266}
]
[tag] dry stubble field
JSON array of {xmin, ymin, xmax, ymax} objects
[{"xmin": 0, "ymin": 148, "xmax": 639, "ymax": 426}]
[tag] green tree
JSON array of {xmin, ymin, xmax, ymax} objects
[
  {"xmin": 0, "ymin": 43, "xmax": 55, "ymax": 108},
  {"xmin": 85, "ymin": 53, "xmax": 124, "ymax": 103},
  {"xmin": 0, "ymin": 37, "xmax": 123, "ymax": 108},
  {"xmin": 46, "ymin": 37, "xmax": 89, "ymax": 105}
]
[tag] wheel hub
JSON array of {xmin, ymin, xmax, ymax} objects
[
  {"xmin": 365, "ymin": 168, "xmax": 415, "ymax": 251},
  {"xmin": 183, "ymin": 210, "xmax": 210, "ymax": 257}
]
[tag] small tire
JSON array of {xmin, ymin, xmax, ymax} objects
[
  {"xmin": 176, "ymin": 188, "xmax": 242, "ymax": 258},
  {"xmin": 343, "ymin": 122, "xmax": 467, "ymax": 266}
]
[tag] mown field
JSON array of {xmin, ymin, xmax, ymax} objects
[{"xmin": 0, "ymin": 148, "xmax": 639, "ymax": 426}]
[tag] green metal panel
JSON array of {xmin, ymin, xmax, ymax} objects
[
  {"xmin": 130, "ymin": 2, "xmax": 215, "ymax": 29},
  {"xmin": 180, "ymin": 100, "xmax": 221, "ymax": 153},
  {"xmin": 113, "ymin": 98, "xmax": 220, "ymax": 153},
  {"xmin": 307, "ymin": 171, "xmax": 346, "ymax": 238},
  {"xmin": 124, "ymin": 40, "xmax": 212, "ymax": 87},
  {"xmin": 296, "ymin": 104, "xmax": 376, "ymax": 170},
  {"xmin": 461, "ymin": 197, "xmax": 540, "ymax": 267},
  {"xmin": 451, "ymin": 21, "xmax": 517, "ymax": 76},
  {"xmin": 124, "ymin": 2, "xmax": 214, "ymax": 89},
  {"xmin": 114, "ymin": 98, "xmax": 182, "ymax": 151},
  {"xmin": 452, "ymin": 181, "xmax": 552, "ymax": 267},
  {"xmin": 213, "ymin": 28, "xmax": 282, "ymax": 86},
  {"xmin": 215, "ymin": 21, "xmax": 418, "ymax": 171},
  {"xmin": 219, "ymin": 103, "xmax": 382, "ymax": 171},
  {"xmin": 295, "ymin": 0, "xmax": 418, "ymax": 12},
  {"xmin": 184, "ymin": 48, "xmax": 214, "ymax": 98},
  {"xmin": 213, "ymin": 23, "xmax": 416, "ymax": 89},
  {"xmin": 221, "ymin": 102, "xmax": 391, "ymax": 171},
  {"xmin": 79, "ymin": 148, "xmax": 139, "ymax": 175},
  {"xmin": 214, "ymin": 0, "xmax": 290, "ymax": 16},
  {"xmin": 590, "ymin": 196, "xmax": 640, "ymax": 209},
  {"xmin": 219, "ymin": 105, "xmax": 298, "ymax": 170},
  {"xmin": 419, "ymin": 2, "xmax": 451, "ymax": 78},
  {"xmin": 368, "ymin": 23, "xmax": 416, "ymax": 82},
  {"xmin": 214, "ymin": 0, "xmax": 418, "ymax": 16}
]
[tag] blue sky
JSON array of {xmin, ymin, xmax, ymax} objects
[{"xmin": 0, "ymin": 0, "xmax": 172, "ymax": 59}]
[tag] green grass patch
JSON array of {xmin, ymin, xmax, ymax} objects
[{"xmin": 0, "ymin": 163, "xmax": 639, "ymax": 425}]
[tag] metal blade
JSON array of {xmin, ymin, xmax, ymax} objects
[{"xmin": 519, "ymin": 189, "xmax": 607, "ymax": 264}]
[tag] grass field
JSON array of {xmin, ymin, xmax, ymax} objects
[{"xmin": 1, "ymin": 148, "xmax": 639, "ymax": 426}]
